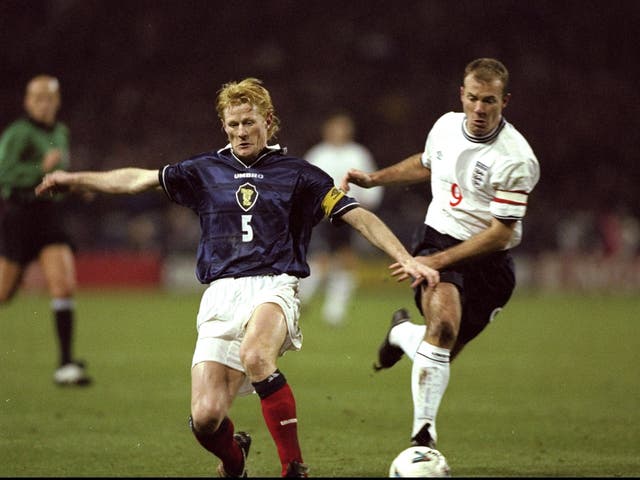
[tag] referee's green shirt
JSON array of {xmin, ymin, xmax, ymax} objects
[{"xmin": 0, "ymin": 117, "xmax": 69, "ymax": 201}]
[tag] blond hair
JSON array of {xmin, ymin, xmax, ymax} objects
[
  {"xmin": 216, "ymin": 77, "xmax": 280, "ymax": 140},
  {"xmin": 463, "ymin": 58, "xmax": 509, "ymax": 95}
]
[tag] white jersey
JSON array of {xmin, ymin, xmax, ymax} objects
[
  {"xmin": 305, "ymin": 141, "xmax": 384, "ymax": 210},
  {"xmin": 421, "ymin": 112, "xmax": 540, "ymax": 249}
]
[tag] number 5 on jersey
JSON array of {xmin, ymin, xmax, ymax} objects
[{"xmin": 241, "ymin": 214, "xmax": 253, "ymax": 242}]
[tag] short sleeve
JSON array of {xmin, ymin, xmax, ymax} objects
[
  {"xmin": 490, "ymin": 156, "xmax": 540, "ymax": 221},
  {"xmin": 159, "ymin": 163, "xmax": 199, "ymax": 210},
  {"xmin": 301, "ymin": 162, "xmax": 359, "ymax": 223}
]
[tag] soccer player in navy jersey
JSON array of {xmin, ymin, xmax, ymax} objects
[
  {"xmin": 341, "ymin": 58, "xmax": 540, "ymax": 457},
  {"xmin": 36, "ymin": 77, "xmax": 439, "ymax": 478}
]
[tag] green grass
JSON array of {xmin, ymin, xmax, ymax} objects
[{"xmin": 1, "ymin": 284, "xmax": 639, "ymax": 477}]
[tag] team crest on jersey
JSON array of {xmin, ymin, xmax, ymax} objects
[
  {"xmin": 236, "ymin": 182, "xmax": 259, "ymax": 212},
  {"xmin": 472, "ymin": 161, "xmax": 489, "ymax": 188}
]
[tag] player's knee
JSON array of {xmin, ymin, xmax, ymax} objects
[
  {"xmin": 428, "ymin": 320, "xmax": 457, "ymax": 346},
  {"xmin": 189, "ymin": 407, "xmax": 224, "ymax": 436},
  {"xmin": 240, "ymin": 348, "xmax": 273, "ymax": 380},
  {"xmin": 0, "ymin": 286, "xmax": 18, "ymax": 304},
  {"xmin": 192, "ymin": 390, "xmax": 229, "ymax": 427}
]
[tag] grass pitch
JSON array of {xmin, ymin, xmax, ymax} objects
[{"xmin": 1, "ymin": 282, "xmax": 638, "ymax": 477}]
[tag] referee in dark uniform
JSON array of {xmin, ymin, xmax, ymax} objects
[{"xmin": 0, "ymin": 75, "xmax": 91, "ymax": 386}]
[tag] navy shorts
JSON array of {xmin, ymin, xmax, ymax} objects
[
  {"xmin": 0, "ymin": 200, "xmax": 74, "ymax": 265},
  {"xmin": 411, "ymin": 224, "xmax": 515, "ymax": 345},
  {"xmin": 309, "ymin": 218, "xmax": 353, "ymax": 253}
]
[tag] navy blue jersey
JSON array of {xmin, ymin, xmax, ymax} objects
[{"xmin": 159, "ymin": 144, "xmax": 360, "ymax": 283}]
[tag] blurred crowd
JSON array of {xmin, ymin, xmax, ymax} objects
[{"xmin": 1, "ymin": 0, "xmax": 639, "ymax": 258}]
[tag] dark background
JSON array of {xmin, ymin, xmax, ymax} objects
[{"xmin": 2, "ymin": 0, "xmax": 639, "ymax": 255}]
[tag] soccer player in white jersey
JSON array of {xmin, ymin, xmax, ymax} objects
[
  {"xmin": 300, "ymin": 112, "xmax": 384, "ymax": 325},
  {"xmin": 341, "ymin": 58, "xmax": 540, "ymax": 450}
]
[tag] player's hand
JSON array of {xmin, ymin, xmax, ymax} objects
[
  {"xmin": 35, "ymin": 171, "xmax": 72, "ymax": 196},
  {"xmin": 390, "ymin": 257, "xmax": 439, "ymax": 289},
  {"xmin": 340, "ymin": 168, "xmax": 374, "ymax": 193}
]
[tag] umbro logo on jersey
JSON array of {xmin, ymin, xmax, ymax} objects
[
  {"xmin": 267, "ymin": 372, "xmax": 281, "ymax": 382},
  {"xmin": 236, "ymin": 182, "xmax": 259, "ymax": 211},
  {"xmin": 234, "ymin": 172, "xmax": 264, "ymax": 179}
]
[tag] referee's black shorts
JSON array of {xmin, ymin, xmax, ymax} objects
[
  {"xmin": 0, "ymin": 199, "xmax": 74, "ymax": 266},
  {"xmin": 411, "ymin": 224, "xmax": 516, "ymax": 345}
]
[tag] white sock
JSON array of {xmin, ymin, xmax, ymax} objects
[
  {"xmin": 389, "ymin": 321, "xmax": 426, "ymax": 360},
  {"xmin": 322, "ymin": 269, "xmax": 356, "ymax": 325},
  {"xmin": 51, "ymin": 298, "xmax": 74, "ymax": 311},
  {"xmin": 410, "ymin": 341, "xmax": 451, "ymax": 442}
]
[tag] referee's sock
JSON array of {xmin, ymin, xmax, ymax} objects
[{"xmin": 52, "ymin": 298, "xmax": 74, "ymax": 366}]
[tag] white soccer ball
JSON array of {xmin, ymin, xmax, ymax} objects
[{"xmin": 388, "ymin": 446, "xmax": 451, "ymax": 477}]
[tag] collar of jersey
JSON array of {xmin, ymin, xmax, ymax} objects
[
  {"xmin": 461, "ymin": 116, "xmax": 505, "ymax": 144},
  {"xmin": 26, "ymin": 115, "xmax": 57, "ymax": 133},
  {"xmin": 218, "ymin": 143, "xmax": 286, "ymax": 167}
]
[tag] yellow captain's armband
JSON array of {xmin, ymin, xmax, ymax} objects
[{"xmin": 321, "ymin": 187, "xmax": 345, "ymax": 218}]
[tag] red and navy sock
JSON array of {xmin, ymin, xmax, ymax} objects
[
  {"xmin": 252, "ymin": 370, "xmax": 303, "ymax": 475},
  {"xmin": 189, "ymin": 416, "xmax": 244, "ymax": 476}
]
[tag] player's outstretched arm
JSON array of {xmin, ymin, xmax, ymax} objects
[
  {"xmin": 340, "ymin": 153, "xmax": 429, "ymax": 193},
  {"xmin": 35, "ymin": 168, "xmax": 160, "ymax": 197},
  {"xmin": 389, "ymin": 217, "xmax": 517, "ymax": 282},
  {"xmin": 341, "ymin": 207, "xmax": 439, "ymax": 288}
]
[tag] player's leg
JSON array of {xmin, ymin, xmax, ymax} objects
[
  {"xmin": 322, "ymin": 244, "xmax": 358, "ymax": 326},
  {"xmin": 39, "ymin": 243, "xmax": 90, "ymax": 385},
  {"xmin": 0, "ymin": 203, "xmax": 29, "ymax": 303},
  {"xmin": 299, "ymin": 222, "xmax": 331, "ymax": 305},
  {"xmin": 409, "ymin": 282, "xmax": 461, "ymax": 448},
  {"xmin": 0, "ymin": 256, "xmax": 24, "ymax": 303},
  {"xmin": 321, "ymin": 266, "xmax": 355, "ymax": 325},
  {"xmin": 322, "ymin": 270, "xmax": 356, "ymax": 326},
  {"xmin": 39, "ymin": 243, "xmax": 76, "ymax": 368},
  {"xmin": 241, "ymin": 302, "xmax": 307, "ymax": 477},
  {"xmin": 451, "ymin": 252, "xmax": 516, "ymax": 362},
  {"xmin": 388, "ymin": 310, "xmax": 427, "ymax": 361},
  {"xmin": 190, "ymin": 361, "xmax": 250, "ymax": 477},
  {"xmin": 298, "ymin": 251, "xmax": 328, "ymax": 304}
]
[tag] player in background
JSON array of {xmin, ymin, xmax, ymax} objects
[
  {"xmin": 0, "ymin": 75, "xmax": 91, "ymax": 386},
  {"xmin": 341, "ymin": 58, "xmax": 540, "ymax": 451},
  {"xmin": 299, "ymin": 112, "xmax": 384, "ymax": 325},
  {"xmin": 35, "ymin": 78, "xmax": 439, "ymax": 478}
]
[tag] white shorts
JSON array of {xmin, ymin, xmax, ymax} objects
[{"xmin": 192, "ymin": 273, "xmax": 302, "ymax": 396}]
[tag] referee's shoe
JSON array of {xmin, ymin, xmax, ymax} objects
[{"xmin": 53, "ymin": 361, "xmax": 92, "ymax": 386}]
